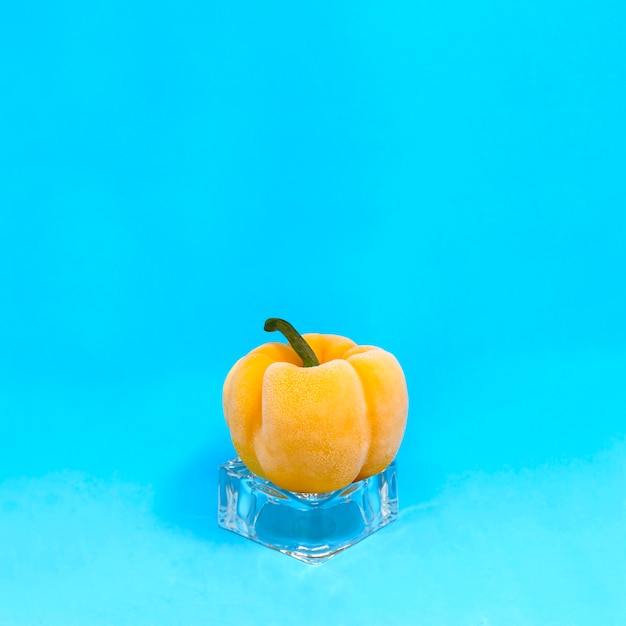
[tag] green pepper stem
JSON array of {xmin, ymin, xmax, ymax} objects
[{"xmin": 264, "ymin": 318, "xmax": 319, "ymax": 367}]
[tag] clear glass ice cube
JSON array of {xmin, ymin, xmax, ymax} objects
[{"xmin": 217, "ymin": 457, "xmax": 398, "ymax": 564}]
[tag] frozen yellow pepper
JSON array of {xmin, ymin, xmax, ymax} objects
[{"xmin": 222, "ymin": 319, "xmax": 409, "ymax": 493}]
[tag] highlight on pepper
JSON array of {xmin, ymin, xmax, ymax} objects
[{"xmin": 222, "ymin": 318, "xmax": 409, "ymax": 493}]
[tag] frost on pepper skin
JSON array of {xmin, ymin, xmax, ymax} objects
[{"xmin": 222, "ymin": 333, "xmax": 408, "ymax": 493}]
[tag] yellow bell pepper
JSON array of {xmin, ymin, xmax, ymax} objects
[{"xmin": 222, "ymin": 318, "xmax": 408, "ymax": 493}]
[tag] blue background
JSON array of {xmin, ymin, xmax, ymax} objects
[{"xmin": 1, "ymin": 1, "xmax": 625, "ymax": 624}]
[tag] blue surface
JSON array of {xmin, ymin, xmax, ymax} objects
[{"xmin": 1, "ymin": 1, "xmax": 625, "ymax": 624}]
